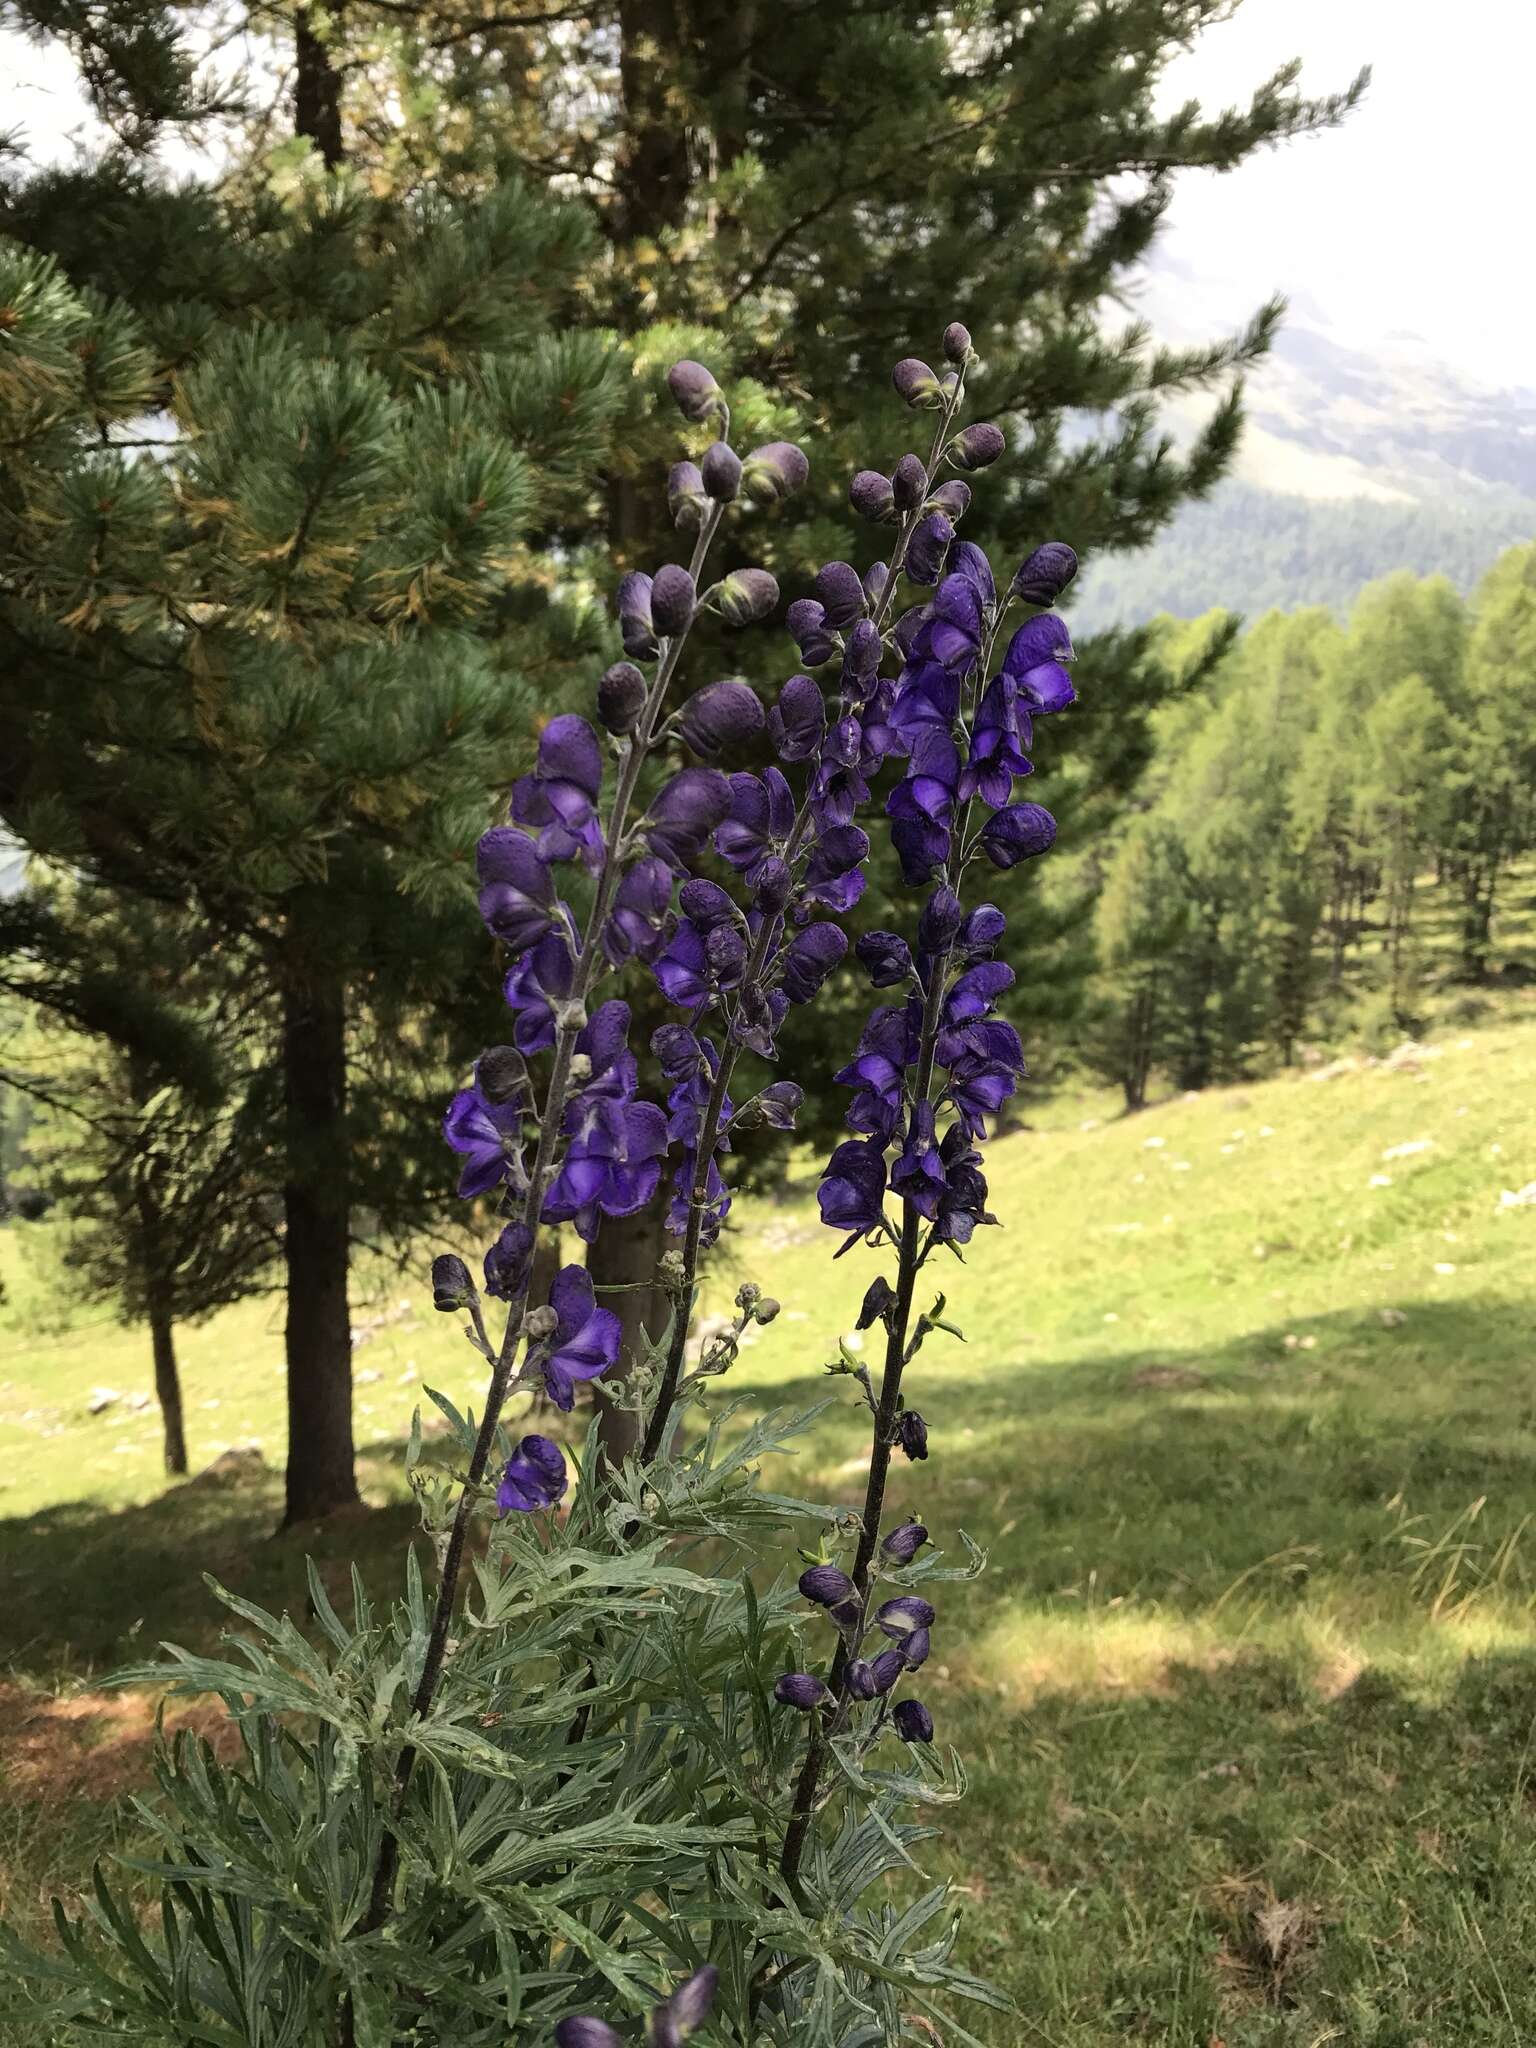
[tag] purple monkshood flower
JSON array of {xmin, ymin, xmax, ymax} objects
[
  {"xmin": 714, "ymin": 766, "xmax": 795, "ymax": 883},
  {"xmin": 497, "ymin": 1434, "xmax": 568, "ymax": 1513},
  {"xmin": 809, "ymin": 714, "xmax": 870, "ymax": 831},
  {"xmin": 501, "ymin": 930, "xmax": 575, "ymax": 1055},
  {"xmin": 887, "ymin": 659, "xmax": 960, "ymax": 756},
  {"xmin": 442, "ymin": 1084, "xmax": 525, "ymax": 1200},
  {"xmin": 801, "ymin": 824, "xmax": 870, "ymax": 913},
  {"xmin": 618, "ymin": 570, "xmax": 657, "ymax": 661},
  {"xmin": 856, "ymin": 930, "xmax": 915, "ymax": 989},
  {"xmin": 958, "ymin": 903, "xmax": 1007, "ymax": 959},
  {"xmin": 1011, "ymin": 540, "xmax": 1078, "ymax": 607},
  {"xmin": 750, "ymin": 1081, "xmax": 803, "ymax": 1128},
  {"xmin": 898, "ymin": 1410, "xmax": 929, "ymax": 1460},
  {"xmin": 786, "ymin": 598, "xmax": 838, "ymax": 668},
  {"xmin": 431, "ymin": 1252, "xmax": 475, "ymax": 1312},
  {"xmin": 907, "ymin": 560, "xmax": 991, "ymax": 676},
  {"xmin": 555, "ymin": 2019, "xmax": 622, "ymax": 2048},
  {"xmin": 644, "ymin": 768, "xmax": 733, "ymax": 872},
  {"xmin": 935, "ymin": 1123, "xmax": 995, "ymax": 1243},
  {"xmin": 1001, "ymin": 613, "xmax": 1076, "ymax": 715},
  {"xmin": 847, "ymin": 1646, "xmax": 906, "ymax": 1698},
  {"xmin": 648, "ymin": 1966, "xmax": 719, "ymax": 2048},
  {"xmin": 980, "ymin": 801, "xmax": 1057, "ymax": 869},
  {"xmin": 813, "ymin": 559, "xmax": 866, "ymax": 628},
  {"xmin": 882, "ymin": 1520, "xmax": 929, "ymax": 1563},
  {"xmin": 891, "ymin": 1100, "xmax": 945, "ymax": 1219},
  {"xmin": 959, "ymin": 674, "xmax": 1034, "ymax": 806},
  {"xmin": 775, "ymin": 1672, "xmax": 831, "ymax": 1709},
  {"xmin": 542, "ymin": 1003, "xmax": 668, "ymax": 1243},
  {"xmin": 603, "ymin": 855, "xmax": 674, "ymax": 965},
  {"xmin": 511, "ymin": 715, "xmax": 605, "ymax": 867},
  {"xmin": 780, "ymin": 921, "xmax": 848, "ymax": 1003},
  {"xmin": 876, "ymin": 1594, "xmax": 935, "ymax": 1638},
  {"xmin": 533, "ymin": 1266, "xmax": 622, "ymax": 1410},
  {"xmin": 905, "ymin": 511, "xmax": 953, "ymax": 585},
  {"xmin": 475, "ymin": 828, "xmax": 555, "ymax": 951},
  {"xmin": 768, "ymin": 673, "xmax": 826, "ymax": 759},
  {"xmin": 680, "ymin": 678, "xmax": 765, "ymax": 758},
  {"xmin": 800, "ymin": 1564, "xmax": 856, "ymax": 1608},
  {"xmin": 483, "ymin": 1219, "xmax": 533, "ymax": 1301},
  {"xmin": 894, "ymin": 1698, "xmax": 934, "ymax": 1743},
  {"xmin": 835, "ymin": 1004, "xmax": 916, "ymax": 1143},
  {"xmin": 818, "ymin": 1136, "xmax": 888, "ymax": 1249},
  {"xmin": 904, "ymin": 1625, "xmax": 932, "ymax": 1668}
]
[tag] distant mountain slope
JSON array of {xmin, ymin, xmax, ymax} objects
[{"xmin": 1071, "ymin": 481, "xmax": 1536, "ymax": 632}]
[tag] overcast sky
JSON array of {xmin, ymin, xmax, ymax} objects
[{"xmin": 3, "ymin": 0, "xmax": 1531, "ymax": 391}]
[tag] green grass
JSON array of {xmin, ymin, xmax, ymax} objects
[{"xmin": 3, "ymin": 998, "xmax": 1536, "ymax": 2042}]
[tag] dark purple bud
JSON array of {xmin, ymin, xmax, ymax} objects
[
  {"xmin": 892, "ymin": 604, "xmax": 927, "ymax": 658},
  {"xmin": 774, "ymin": 1672, "xmax": 830, "ymax": 1710},
  {"xmin": 855, "ymin": 931, "xmax": 914, "ymax": 989},
  {"xmin": 799, "ymin": 1563, "xmax": 856, "ymax": 1608},
  {"xmin": 753, "ymin": 855, "xmax": 793, "ymax": 913},
  {"xmin": 645, "ymin": 768, "xmax": 733, "ymax": 868},
  {"xmin": 959, "ymin": 903, "xmax": 1006, "ymax": 957},
  {"xmin": 876, "ymin": 1594, "xmax": 935, "ymax": 1638},
  {"xmin": 741, "ymin": 440, "xmax": 809, "ymax": 505},
  {"xmin": 713, "ymin": 566, "xmax": 779, "ymax": 627},
  {"xmin": 950, "ymin": 422, "xmax": 1005, "ymax": 472},
  {"xmin": 667, "ymin": 461, "xmax": 709, "ymax": 534},
  {"xmin": 598, "ymin": 660, "xmax": 648, "ymax": 736},
  {"xmin": 496, "ymin": 1432, "xmax": 568, "ymax": 1513},
  {"xmin": 667, "ymin": 358, "xmax": 724, "ymax": 424},
  {"xmin": 755, "ymin": 1080, "xmax": 802, "ymax": 1129},
  {"xmin": 927, "ymin": 479, "xmax": 971, "ymax": 523},
  {"xmin": 850, "ymin": 468, "xmax": 898, "ymax": 524},
  {"xmin": 856, "ymin": 1274, "xmax": 896, "ymax": 1330},
  {"xmin": 903, "ymin": 1625, "xmax": 931, "ymax": 1669},
  {"xmin": 476, "ymin": 828, "xmax": 556, "ymax": 951},
  {"xmin": 680, "ymin": 679, "xmax": 765, "ymax": 758},
  {"xmin": 1011, "ymin": 541, "xmax": 1079, "ymax": 607},
  {"xmin": 483, "ymin": 1221, "xmax": 534, "ymax": 1302},
  {"xmin": 652, "ymin": 1023, "xmax": 703, "ymax": 1079},
  {"xmin": 892, "ymin": 453, "xmax": 928, "ymax": 513},
  {"xmin": 918, "ymin": 886, "xmax": 963, "ymax": 954},
  {"xmin": 980, "ymin": 802, "xmax": 1057, "ymax": 869},
  {"xmin": 813, "ymin": 560, "xmax": 866, "ymax": 629},
  {"xmin": 881, "ymin": 1519, "xmax": 928, "ymax": 1563},
  {"xmin": 768, "ymin": 673, "xmax": 826, "ymax": 759},
  {"xmin": 649, "ymin": 1964, "xmax": 718, "ymax": 2048},
  {"xmin": 701, "ymin": 440, "xmax": 742, "ymax": 502},
  {"xmin": 898, "ymin": 1410, "xmax": 929, "ymax": 1461},
  {"xmin": 905, "ymin": 512, "xmax": 953, "ymax": 586},
  {"xmin": 617, "ymin": 570, "xmax": 657, "ymax": 661},
  {"xmin": 781, "ymin": 922, "xmax": 848, "ymax": 1003},
  {"xmin": 555, "ymin": 2020, "xmax": 623, "ymax": 2048},
  {"xmin": 893, "ymin": 357, "xmax": 943, "ymax": 408},
  {"xmin": 651, "ymin": 562, "xmax": 697, "ymax": 637},
  {"xmin": 853, "ymin": 1646, "xmax": 907, "ymax": 1695},
  {"xmin": 846, "ymin": 1658, "xmax": 879, "ymax": 1700},
  {"xmin": 894, "ymin": 1698, "xmax": 934, "ymax": 1744},
  {"xmin": 475, "ymin": 1044, "xmax": 527, "ymax": 1105},
  {"xmin": 863, "ymin": 561, "xmax": 889, "ymax": 612},
  {"xmin": 843, "ymin": 618, "xmax": 881, "ymax": 682},
  {"xmin": 431, "ymin": 1253, "xmax": 476, "ymax": 1313},
  {"xmin": 785, "ymin": 597, "xmax": 837, "ymax": 667},
  {"xmin": 942, "ymin": 321, "xmax": 971, "ymax": 364}
]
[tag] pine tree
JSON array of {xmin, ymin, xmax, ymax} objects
[{"xmin": 0, "ymin": 41, "xmax": 625, "ymax": 1517}]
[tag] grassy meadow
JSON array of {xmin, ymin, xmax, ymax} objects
[{"xmin": 3, "ymin": 979, "xmax": 1536, "ymax": 2042}]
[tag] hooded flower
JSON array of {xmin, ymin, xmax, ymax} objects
[
  {"xmin": 501, "ymin": 930, "xmax": 575, "ymax": 1055},
  {"xmin": 483, "ymin": 1219, "xmax": 534, "ymax": 1301},
  {"xmin": 855, "ymin": 930, "xmax": 915, "ymax": 989},
  {"xmin": 603, "ymin": 856, "xmax": 674, "ymax": 965},
  {"xmin": 648, "ymin": 1966, "xmax": 719, "ymax": 2048},
  {"xmin": 801, "ymin": 824, "xmax": 869, "ymax": 913},
  {"xmin": 979, "ymin": 801, "xmax": 1057, "ymax": 869},
  {"xmin": 959, "ymin": 674, "xmax": 1033, "ymax": 806},
  {"xmin": 898, "ymin": 1409, "xmax": 929, "ymax": 1460},
  {"xmin": 893, "ymin": 1698, "xmax": 934, "ymax": 1743},
  {"xmin": 786, "ymin": 597, "xmax": 838, "ymax": 668},
  {"xmin": 834, "ymin": 1004, "xmax": 915, "ymax": 1142},
  {"xmin": 644, "ymin": 768, "xmax": 733, "ymax": 871},
  {"xmin": 818, "ymin": 1136, "xmax": 888, "ymax": 1248},
  {"xmin": 774, "ymin": 1673, "xmax": 830, "ymax": 1709},
  {"xmin": 1001, "ymin": 613, "xmax": 1076, "ymax": 715},
  {"xmin": 680, "ymin": 679, "xmax": 765, "ymax": 758},
  {"xmin": 891, "ymin": 1100, "xmax": 946, "ymax": 1218},
  {"xmin": 780, "ymin": 921, "xmax": 848, "ymax": 1003},
  {"xmin": 534, "ymin": 1266, "xmax": 623, "ymax": 1410},
  {"xmin": 475, "ymin": 829, "xmax": 555, "ymax": 951},
  {"xmin": 497, "ymin": 1434, "xmax": 568, "ymax": 1512},
  {"xmin": 768, "ymin": 673, "xmax": 826, "ymax": 759},
  {"xmin": 542, "ymin": 1004, "xmax": 669, "ymax": 1242},
  {"xmin": 511, "ymin": 715, "xmax": 606, "ymax": 867},
  {"xmin": 1011, "ymin": 540, "xmax": 1078, "ymax": 607},
  {"xmin": 714, "ymin": 767, "xmax": 795, "ymax": 883},
  {"xmin": 443, "ymin": 1084, "xmax": 525, "ymax": 1199}
]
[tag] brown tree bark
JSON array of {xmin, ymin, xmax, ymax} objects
[
  {"xmin": 587, "ymin": 1205, "xmax": 671, "ymax": 1466},
  {"xmin": 295, "ymin": 4, "xmax": 345, "ymax": 167},
  {"xmin": 148, "ymin": 1298, "xmax": 189, "ymax": 1476},
  {"xmin": 280, "ymin": 968, "xmax": 360, "ymax": 1524}
]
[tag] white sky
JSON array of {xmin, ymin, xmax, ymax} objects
[{"xmin": 3, "ymin": 0, "xmax": 1533, "ymax": 391}]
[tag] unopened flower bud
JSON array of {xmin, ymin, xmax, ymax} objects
[
  {"xmin": 711, "ymin": 566, "xmax": 779, "ymax": 627},
  {"xmin": 740, "ymin": 440, "xmax": 809, "ymax": 505},
  {"xmin": 431, "ymin": 1253, "xmax": 476, "ymax": 1313},
  {"xmin": 701, "ymin": 440, "xmax": 742, "ymax": 502},
  {"xmin": 651, "ymin": 562, "xmax": 696, "ymax": 637},
  {"xmin": 1011, "ymin": 541, "xmax": 1079, "ymax": 607},
  {"xmin": 555, "ymin": 2018, "xmax": 623, "ymax": 2048},
  {"xmin": 897, "ymin": 1409, "xmax": 929, "ymax": 1460},
  {"xmin": 918, "ymin": 885, "xmax": 963, "ymax": 954},
  {"xmin": 555, "ymin": 1000, "xmax": 590, "ymax": 1036},
  {"xmin": 905, "ymin": 512, "xmax": 953, "ymax": 587},
  {"xmin": 617, "ymin": 571, "xmax": 657, "ymax": 661},
  {"xmin": 881, "ymin": 1519, "xmax": 929, "ymax": 1563},
  {"xmin": 650, "ymin": 1964, "xmax": 718, "ymax": 2045},
  {"xmin": 950, "ymin": 422, "xmax": 1006, "ymax": 472},
  {"xmin": 775, "ymin": 1673, "xmax": 829, "ymax": 1710},
  {"xmin": 524, "ymin": 1304, "xmax": 558, "ymax": 1342},
  {"xmin": 926, "ymin": 478, "xmax": 971, "ymax": 522},
  {"xmin": 754, "ymin": 1296, "xmax": 781, "ymax": 1323},
  {"xmin": 597, "ymin": 660, "xmax": 648, "ymax": 736},
  {"xmin": 891, "ymin": 453, "xmax": 928, "ymax": 511},
  {"xmin": 799, "ymin": 1563, "xmax": 856, "ymax": 1608},
  {"xmin": 475, "ymin": 1044, "xmax": 527, "ymax": 1105},
  {"xmin": 752, "ymin": 856, "xmax": 793, "ymax": 913},
  {"xmin": 892, "ymin": 356, "xmax": 943, "ymax": 408},
  {"xmin": 903, "ymin": 1625, "xmax": 931, "ymax": 1669},
  {"xmin": 855, "ymin": 932, "xmax": 913, "ymax": 990},
  {"xmin": 666, "ymin": 358, "xmax": 725, "ymax": 424},
  {"xmin": 849, "ymin": 469, "xmax": 898, "ymax": 524},
  {"xmin": 667, "ymin": 460, "xmax": 708, "ymax": 533},
  {"xmin": 877, "ymin": 1594, "xmax": 935, "ymax": 1638},
  {"xmin": 863, "ymin": 561, "xmax": 888, "ymax": 612},
  {"xmin": 812, "ymin": 560, "xmax": 866, "ymax": 629},
  {"xmin": 942, "ymin": 320, "xmax": 971, "ymax": 363},
  {"xmin": 893, "ymin": 1698, "xmax": 934, "ymax": 1743},
  {"xmin": 680, "ymin": 678, "xmax": 765, "ymax": 758},
  {"xmin": 785, "ymin": 597, "xmax": 837, "ymax": 667},
  {"xmin": 735, "ymin": 1280, "xmax": 761, "ymax": 1312},
  {"xmin": 856, "ymin": 1273, "xmax": 897, "ymax": 1329}
]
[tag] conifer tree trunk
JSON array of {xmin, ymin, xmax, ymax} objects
[
  {"xmin": 280, "ymin": 968, "xmax": 359, "ymax": 1523},
  {"xmin": 588, "ymin": 1207, "xmax": 671, "ymax": 1466},
  {"xmin": 148, "ymin": 1299, "xmax": 189, "ymax": 1477},
  {"xmin": 295, "ymin": 4, "xmax": 345, "ymax": 168}
]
